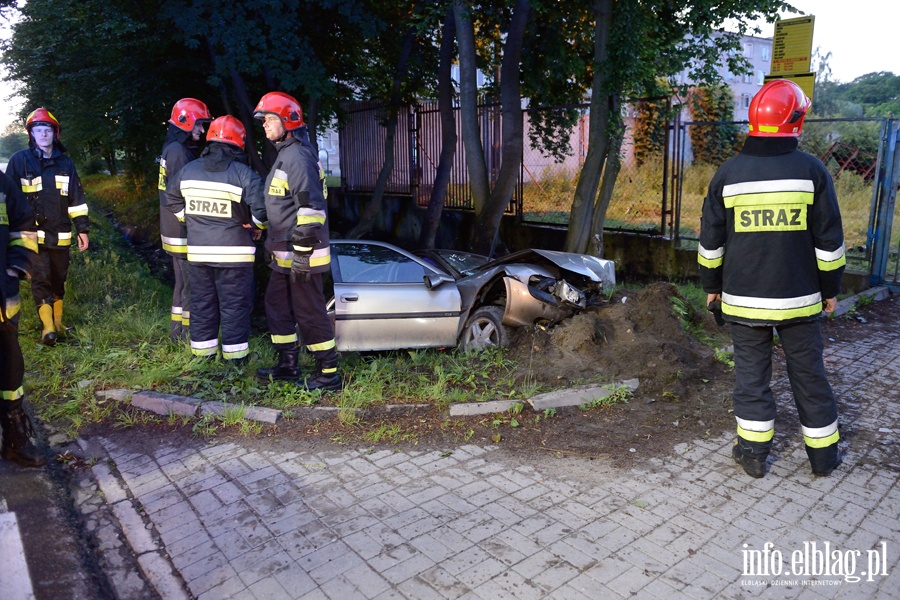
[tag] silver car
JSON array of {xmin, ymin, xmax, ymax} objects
[{"xmin": 328, "ymin": 240, "xmax": 616, "ymax": 352}]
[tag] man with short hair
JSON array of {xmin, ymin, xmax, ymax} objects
[{"xmin": 698, "ymin": 79, "xmax": 846, "ymax": 479}]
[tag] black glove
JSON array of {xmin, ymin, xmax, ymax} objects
[
  {"xmin": 708, "ymin": 300, "xmax": 725, "ymax": 326},
  {"xmin": 291, "ymin": 249, "xmax": 312, "ymax": 283}
]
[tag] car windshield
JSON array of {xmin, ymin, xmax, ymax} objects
[{"xmin": 437, "ymin": 251, "xmax": 489, "ymax": 276}]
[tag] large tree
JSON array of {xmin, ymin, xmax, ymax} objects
[
  {"xmin": 565, "ymin": 0, "xmax": 794, "ymax": 255},
  {"xmin": 454, "ymin": 0, "xmax": 530, "ymax": 256}
]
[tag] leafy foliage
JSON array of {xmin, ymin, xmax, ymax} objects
[{"xmin": 687, "ymin": 85, "xmax": 742, "ymax": 165}]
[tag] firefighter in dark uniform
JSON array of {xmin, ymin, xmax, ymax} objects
[
  {"xmin": 253, "ymin": 91, "xmax": 341, "ymax": 391},
  {"xmin": 158, "ymin": 98, "xmax": 212, "ymax": 341},
  {"xmin": 698, "ymin": 79, "xmax": 845, "ymax": 478},
  {"xmin": 6, "ymin": 108, "xmax": 89, "ymax": 346},
  {"xmin": 165, "ymin": 116, "xmax": 267, "ymax": 363},
  {"xmin": 1, "ymin": 169, "xmax": 45, "ymax": 467}
]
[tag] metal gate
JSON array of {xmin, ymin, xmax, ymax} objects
[{"xmin": 670, "ymin": 117, "xmax": 900, "ymax": 291}]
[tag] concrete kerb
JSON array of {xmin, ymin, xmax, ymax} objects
[
  {"xmin": 831, "ymin": 285, "xmax": 890, "ymax": 318},
  {"xmin": 94, "ymin": 287, "xmax": 891, "ymax": 426}
]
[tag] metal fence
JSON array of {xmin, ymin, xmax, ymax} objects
[
  {"xmin": 340, "ymin": 102, "xmax": 414, "ymax": 196},
  {"xmin": 339, "ymin": 101, "xmax": 899, "ymax": 286},
  {"xmin": 671, "ymin": 118, "xmax": 894, "ymax": 276}
]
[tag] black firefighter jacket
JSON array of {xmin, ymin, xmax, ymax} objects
[
  {"xmin": 1, "ymin": 170, "xmax": 38, "ymax": 323},
  {"xmin": 158, "ymin": 125, "xmax": 200, "ymax": 257},
  {"xmin": 6, "ymin": 145, "xmax": 89, "ymax": 249},
  {"xmin": 263, "ymin": 133, "xmax": 330, "ymax": 275},
  {"xmin": 698, "ymin": 136, "xmax": 846, "ymax": 326},
  {"xmin": 165, "ymin": 142, "xmax": 267, "ymax": 267}
]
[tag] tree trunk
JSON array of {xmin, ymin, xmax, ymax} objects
[
  {"xmin": 589, "ymin": 111, "xmax": 622, "ymax": 258},
  {"xmin": 345, "ymin": 30, "xmax": 416, "ymax": 239},
  {"xmin": 565, "ymin": 0, "xmax": 613, "ymax": 254},
  {"xmin": 305, "ymin": 96, "xmax": 319, "ymax": 154},
  {"xmin": 453, "ymin": 1, "xmax": 490, "ymax": 217},
  {"xmin": 420, "ymin": 8, "xmax": 457, "ymax": 250},
  {"xmin": 470, "ymin": 0, "xmax": 530, "ymax": 256},
  {"xmin": 229, "ymin": 67, "xmax": 268, "ymax": 177},
  {"xmin": 104, "ymin": 152, "xmax": 117, "ymax": 176}
]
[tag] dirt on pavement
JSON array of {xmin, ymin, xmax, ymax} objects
[
  {"xmin": 273, "ymin": 282, "xmax": 739, "ymax": 467},
  {"xmin": 74, "ymin": 284, "xmax": 897, "ymax": 471},
  {"xmin": 286, "ymin": 284, "xmax": 897, "ymax": 469}
]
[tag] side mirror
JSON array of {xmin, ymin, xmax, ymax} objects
[{"xmin": 424, "ymin": 273, "xmax": 455, "ymax": 289}]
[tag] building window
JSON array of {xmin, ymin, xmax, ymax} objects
[
  {"xmin": 761, "ymin": 45, "xmax": 770, "ymax": 61},
  {"xmin": 744, "ymin": 43, "xmax": 753, "ymax": 57},
  {"xmin": 757, "ymin": 70, "xmax": 765, "ymax": 85},
  {"xmin": 743, "ymin": 95, "xmax": 751, "ymax": 109}
]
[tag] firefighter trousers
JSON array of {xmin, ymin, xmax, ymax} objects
[
  {"xmin": 188, "ymin": 264, "xmax": 253, "ymax": 360},
  {"xmin": 0, "ymin": 315, "xmax": 25, "ymax": 402},
  {"xmin": 731, "ymin": 320, "xmax": 840, "ymax": 472},
  {"xmin": 263, "ymin": 270, "xmax": 337, "ymax": 363},
  {"xmin": 170, "ymin": 255, "xmax": 190, "ymax": 338},
  {"xmin": 31, "ymin": 246, "xmax": 69, "ymax": 307}
]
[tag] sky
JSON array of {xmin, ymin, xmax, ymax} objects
[{"xmin": 1, "ymin": 1, "xmax": 899, "ymax": 133}]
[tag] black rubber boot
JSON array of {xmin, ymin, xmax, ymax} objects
[
  {"xmin": 0, "ymin": 399, "xmax": 47, "ymax": 468},
  {"xmin": 256, "ymin": 349, "xmax": 300, "ymax": 381},
  {"xmin": 732, "ymin": 441, "xmax": 766, "ymax": 479},
  {"xmin": 303, "ymin": 359, "xmax": 342, "ymax": 392}
]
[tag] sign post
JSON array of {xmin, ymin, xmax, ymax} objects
[{"xmin": 765, "ymin": 15, "xmax": 816, "ymax": 99}]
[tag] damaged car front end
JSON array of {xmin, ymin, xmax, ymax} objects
[{"xmin": 458, "ymin": 249, "xmax": 616, "ymax": 331}]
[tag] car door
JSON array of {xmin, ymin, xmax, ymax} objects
[{"xmin": 331, "ymin": 241, "xmax": 462, "ymax": 351}]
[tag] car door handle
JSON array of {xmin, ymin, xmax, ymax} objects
[{"xmin": 341, "ymin": 294, "xmax": 359, "ymax": 302}]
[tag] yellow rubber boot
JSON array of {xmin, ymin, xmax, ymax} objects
[
  {"xmin": 52, "ymin": 299, "xmax": 70, "ymax": 337},
  {"xmin": 38, "ymin": 304, "xmax": 57, "ymax": 346}
]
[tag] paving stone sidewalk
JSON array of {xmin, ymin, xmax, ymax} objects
[{"xmin": 79, "ymin": 315, "xmax": 900, "ymax": 600}]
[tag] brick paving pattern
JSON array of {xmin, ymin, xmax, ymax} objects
[{"xmin": 92, "ymin": 325, "xmax": 900, "ymax": 599}]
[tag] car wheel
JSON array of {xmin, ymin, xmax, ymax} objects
[{"xmin": 460, "ymin": 306, "xmax": 509, "ymax": 351}]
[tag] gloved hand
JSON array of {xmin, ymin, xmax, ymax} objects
[
  {"xmin": 707, "ymin": 300, "xmax": 725, "ymax": 326},
  {"xmin": 291, "ymin": 249, "xmax": 312, "ymax": 283}
]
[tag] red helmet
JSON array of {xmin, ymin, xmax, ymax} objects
[
  {"xmin": 206, "ymin": 115, "xmax": 246, "ymax": 150},
  {"xmin": 169, "ymin": 98, "xmax": 212, "ymax": 132},
  {"xmin": 26, "ymin": 108, "xmax": 61, "ymax": 136},
  {"xmin": 748, "ymin": 80, "xmax": 811, "ymax": 137},
  {"xmin": 253, "ymin": 91, "xmax": 305, "ymax": 130}
]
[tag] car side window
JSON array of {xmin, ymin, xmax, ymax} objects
[{"xmin": 335, "ymin": 243, "xmax": 427, "ymax": 284}]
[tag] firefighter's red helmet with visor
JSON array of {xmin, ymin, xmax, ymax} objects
[
  {"xmin": 748, "ymin": 79, "xmax": 811, "ymax": 137},
  {"xmin": 206, "ymin": 115, "xmax": 246, "ymax": 150},
  {"xmin": 253, "ymin": 92, "xmax": 305, "ymax": 130},
  {"xmin": 169, "ymin": 98, "xmax": 212, "ymax": 132},
  {"xmin": 25, "ymin": 108, "xmax": 61, "ymax": 137}
]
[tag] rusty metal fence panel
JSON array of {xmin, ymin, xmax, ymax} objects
[
  {"xmin": 339, "ymin": 102, "xmax": 413, "ymax": 195},
  {"xmin": 412, "ymin": 101, "xmax": 509, "ymax": 211}
]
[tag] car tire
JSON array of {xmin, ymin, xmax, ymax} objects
[{"xmin": 460, "ymin": 306, "xmax": 509, "ymax": 351}]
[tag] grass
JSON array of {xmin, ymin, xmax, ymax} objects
[
  {"xmin": 520, "ymin": 150, "xmax": 893, "ymax": 267},
  {"xmin": 18, "ymin": 177, "xmax": 565, "ymax": 439},
  {"xmin": 19, "ymin": 176, "xmax": 744, "ymax": 441}
]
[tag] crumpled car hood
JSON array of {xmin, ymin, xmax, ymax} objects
[{"xmin": 480, "ymin": 249, "xmax": 616, "ymax": 290}]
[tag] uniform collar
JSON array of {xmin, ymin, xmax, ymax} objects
[{"xmin": 741, "ymin": 136, "xmax": 799, "ymax": 157}]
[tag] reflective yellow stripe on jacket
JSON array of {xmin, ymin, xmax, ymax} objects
[{"xmin": 722, "ymin": 291, "xmax": 823, "ymax": 321}]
